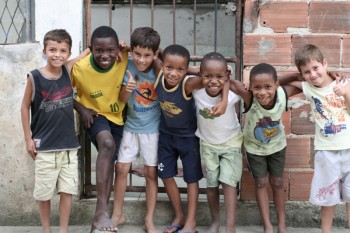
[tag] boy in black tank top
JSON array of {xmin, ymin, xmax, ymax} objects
[{"xmin": 21, "ymin": 29, "xmax": 87, "ymax": 233}]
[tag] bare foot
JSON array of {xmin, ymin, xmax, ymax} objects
[
  {"xmin": 277, "ymin": 228, "xmax": 287, "ymax": 233},
  {"xmin": 207, "ymin": 222, "xmax": 220, "ymax": 233},
  {"xmin": 42, "ymin": 226, "xmax": 52, "ymax": 233},
  {"xmin": 226, "ymin": 226, "xmax": 236, "ymax": 233},
  {"xmin": 263, "ymin": 224, "xmax": 273, "ymax": 233},
  {"xmin": 143, "ymin": 224, "xmax": 160, "ymax": 233},
  {"xmin": 93, "ymin": 212, "xmax": 118, "ymax": 232},
  {"xmin": 111, "ymin": 214, "xmax": 126, "ymax": 227}
]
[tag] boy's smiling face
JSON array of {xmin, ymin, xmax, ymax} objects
[
  {"xmin": 90, "ymin": 37, "xmax": 119, "ymax": 70},
  {"xmin": 131, "ymin": 46, "xmax": 158, "ymax": 73},
  {"xmin": 200, "ymin": 60, "xmax": 228, "ymax": 97},
  {"xmin": 299, "ymin": 59, "xmax": 331, "ymax": 88},
  {"xmin": 250, "ymin": 73, "xmax": 279, "ymax": 109},
  {"xmin": 162, "ymin": 54, "xmax": 188, "ymax": 89},
  {"xmin": 43, "ymin": 40, "xmax": 71, "ymax": 69}
]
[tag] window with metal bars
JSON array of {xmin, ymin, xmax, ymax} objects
[{"xmin": 0, "ymin": 0, "xmax": 32, "ymax": 44}]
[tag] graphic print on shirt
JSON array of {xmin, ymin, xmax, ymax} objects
[
  {"xmin": 311, "ymin": 95, "xmax": 347, "ymax": 136},
  {"xmin": 133, "ymin": 80, "xmax": 158, "ymax": 113},
  {"xmin": 159, "ymin": 101, "xmax": 182, "ymax": 117},
  {"xmin": 254, "ymin": 116, "xmax": 281, "ymax": 144},
  {"xmin": 199, "ymin": 107, "xmax": 220, "ymax": 120},
  {"xmin": 40, "ymin": 86, "xmax": 73, "ymax": 112}
]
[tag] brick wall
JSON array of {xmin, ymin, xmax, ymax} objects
[{"xmin": 240, "ymin": 0, "xmax": 350, "ymax": 201}]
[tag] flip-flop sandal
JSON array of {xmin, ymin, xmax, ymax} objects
[{"xmin": 164, "ymin": 224, "xmax": 184, "ymax": 233}]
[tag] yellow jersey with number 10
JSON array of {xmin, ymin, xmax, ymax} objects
[{"xmin": 71, "ymin": 51, "xmax": 128, "ymax": 125}]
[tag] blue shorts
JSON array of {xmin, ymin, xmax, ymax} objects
[
  {"xmin": 86, "ymin": 115, "xmax": 123, "ymax": 162},
  {"xmin": 157, "ymin": 132, "xmax": 203, "ymax": 183}
]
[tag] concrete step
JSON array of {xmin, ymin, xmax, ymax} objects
[
  {"xmin": 0, "ymin": 225, "xmax": 348, "ymax": 233},
  {"xmin": 65, "ymin": 198, "xmax": 349, "ymax": 229}
]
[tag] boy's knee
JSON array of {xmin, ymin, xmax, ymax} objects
[
  {"xmin": 270, "ymin": 177, "xmax": 283, "ymax": 189},
  {"xmin": 255, "ymin": 177, "xmax": 269, "ymax": 189},
  {"xmin": 98, "ymin": 137, "xmax": 116, "ymax": 152},
  {"xmin": 144, "ymin": 166, "xmax": 158, "ymax": 180}
]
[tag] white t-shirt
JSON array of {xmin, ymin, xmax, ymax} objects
[
  {"xmin": 193, "ymin": 88, "xmax": 242, "ymax": 145},
  {"xmin": 302, "ymin": 81, "xmax": 350, "ymax": 150}
]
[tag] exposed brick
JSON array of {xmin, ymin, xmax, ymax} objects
[
  {"xmin": 244, "ymin": 35, "xmax": 292, "ymax": 66},
  {"xmin": 282, "ymin": 110, "xmax": 291, "ymax": 135},
  {"xmin": 343, "ymin": 36, "xmax": 350, "ymax": 68},
  {"xmin": 310, "ymin": 2, "xmax": 350, "ymax": 33},
  {"xmin": 285, "ymin": 137, "xmax": 311, "ymax": 169},
  {"xmin": 292, "ymin": 35, "xmax": 341, "ymax": 67},
  {"xmin": 241, "ymin": 170, "xmax": 256, "ymax": 200},
  {"xmin": 260, "ymin": 2, "xmax": 308, "ymax": 32},
  {"xmin": 289, "ymin": 170, "xmax": 314, "ymax": 201},
  {"xmin": 243, "ymin": 0, "xmax": 259, "ymax": 33},
  {"xmin": 240, "ymin": 169, "xmax": 289, "ymax": 201},
  {"xmin": 291, "ymin": 104, "xmax": 315, "ymax": 135},
  {"xmin": 310, "ymin": 137, "xmax": 315, "ymax": 169}
]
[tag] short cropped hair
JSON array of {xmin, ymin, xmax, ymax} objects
[
  {"xmin": 250, "ymin": 63, "xmax": 277, "ymax": 82},
  {"xmin": 130, "ymin": 27, "xmax": 160, "ymax": 53},
  {"xmin": 200, "ymin": 52, "xmax": 227, "ymax": 72},
  {"xmin": 162, "ymin": 44, "xmax": 190, "ymax": 66},
  {"xmin": 43, "ymin": 29, "xmax": 72, "ymax": 51},
  {"xmin": 90, "ymin": 26, "xmax": 119, "ymax": 48},
  {"xmin": 294, "ymin": 44, "xmax": 324, "ymax": 73}
]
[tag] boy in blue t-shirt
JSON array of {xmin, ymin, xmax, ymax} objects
[{"xmin": 112, "ymin": 27, "xmax": 161, "ymax": 233}]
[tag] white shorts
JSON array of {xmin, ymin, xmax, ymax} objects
[
  {"xmin": 117, "ymin": 131, "xmax": 159, "ymax": 166},
  {"xmin": 309, "ymin": 149, "xmax": 350, "ymax": 206},
  {"xmin": 34, "ymin": 150, "xmax": 78, "ymax": 201}
]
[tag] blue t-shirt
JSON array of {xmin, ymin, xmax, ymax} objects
[{"xmin": 123, "ymin": 58, "xmax": 160, "ymax": 133}]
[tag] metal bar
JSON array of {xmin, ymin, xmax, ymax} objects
[
  {"xmin": 25, "ymin": 0, "xmax": 31, "ymax": 42},
  {"xmin": 130, "ymin": 0, "xmax": 133, "ymax": 36},
  {"xmin": 109, "ymin": 0, "xmax": 112, "ymax": 27},
  {"xmin": 85, "ymin": 0, "xmax": 91, "ymax": 47},
  {"xmin": 235, "ymin": 0, "xmax": 244, "ymax": 81},
  {"xmin": 214, "ymin": 0, "xmax": 217, "ymax": 52},
  {"xmin": 83, "ymin": 127, "xmax": 93, "ymax": 197},
  {"xmin": 172, "ymin": 0, "xmax": 176, "ymax": 44},
  {"xmin": 191, "ymin": 55, "xmax": 238, "ymax": 63},
  {"xmin": 193, "ymin": 0, "xmax": 197, "ymax": 59},
  {"xmin": 151, "ymin": 0, "xmax": 154, "ymax": 28}
]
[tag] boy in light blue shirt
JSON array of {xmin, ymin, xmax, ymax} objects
[{"xmin": 112, "ymin": 27, "xmax": 161, "ymax": 233}]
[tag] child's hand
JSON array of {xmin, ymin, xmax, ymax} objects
[
  {"xmin": 333, "ymin": 76, "xmax": 349, "ymax": 97},
  {"xmin": 212, "ymin": 100, "xmax": 228, "ymax": 116},
  {"xmin": 119, "ymin": 40, "xmax": 129, "ymax": 52},
  {"xmin": 329, "ymin": 71, "xmax": 350, "ymax": 81},
  {"xmin": 26, "ymin": 139, "xmax": 37, "ymax": 160},
  {"xmin": 227, "ymin": 65, "xmax": 234, "ymax": 79},
  {"xmin": 125, "ymin": 70, "xmax": 136, "ymax": 92},
  {"xmin": 79, "ymin": 107, "xmax": 98, "ymax": 129}
]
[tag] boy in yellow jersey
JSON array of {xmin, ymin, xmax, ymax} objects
[{"xmin": 71, "ymin": 26, "xmax": 128, "ymax": 232}]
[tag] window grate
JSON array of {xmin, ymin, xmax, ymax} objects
[{"xmin": 0, "ymin": 0, "xmax": 31, "ymax": 44}]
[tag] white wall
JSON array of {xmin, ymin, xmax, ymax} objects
[
  {"xmin": 35, "ymin": 0, "xmax": 84, "ymax": 58},
  {"xmin": 0, "ymin": 0, "xmax": 84, "ymax": 225}
]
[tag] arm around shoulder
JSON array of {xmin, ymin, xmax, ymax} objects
[
  {"xmin": 230, "ymin": 79, "xmax": 252, "ymax": 108},
  {"xmin": 66, "ymin": 48, "xmax": 90, "ymax": 73}
]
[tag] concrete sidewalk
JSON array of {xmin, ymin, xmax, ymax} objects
[{"xmin": 0, "ymin": 225, "xmax": 348, "ymax": 233}]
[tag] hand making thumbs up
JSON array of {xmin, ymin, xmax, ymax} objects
[
  {"xmin": 333, "ymin": 76, "xmax": 348, "ymax": 97},
  {"xmin": 125, "ymin": 70, "xmax": 137, "ymax": 92}
]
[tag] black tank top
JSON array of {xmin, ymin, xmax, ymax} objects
[{"xmin": 29, "ymin": 66, "xmax": 80, "ymax": 151}]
